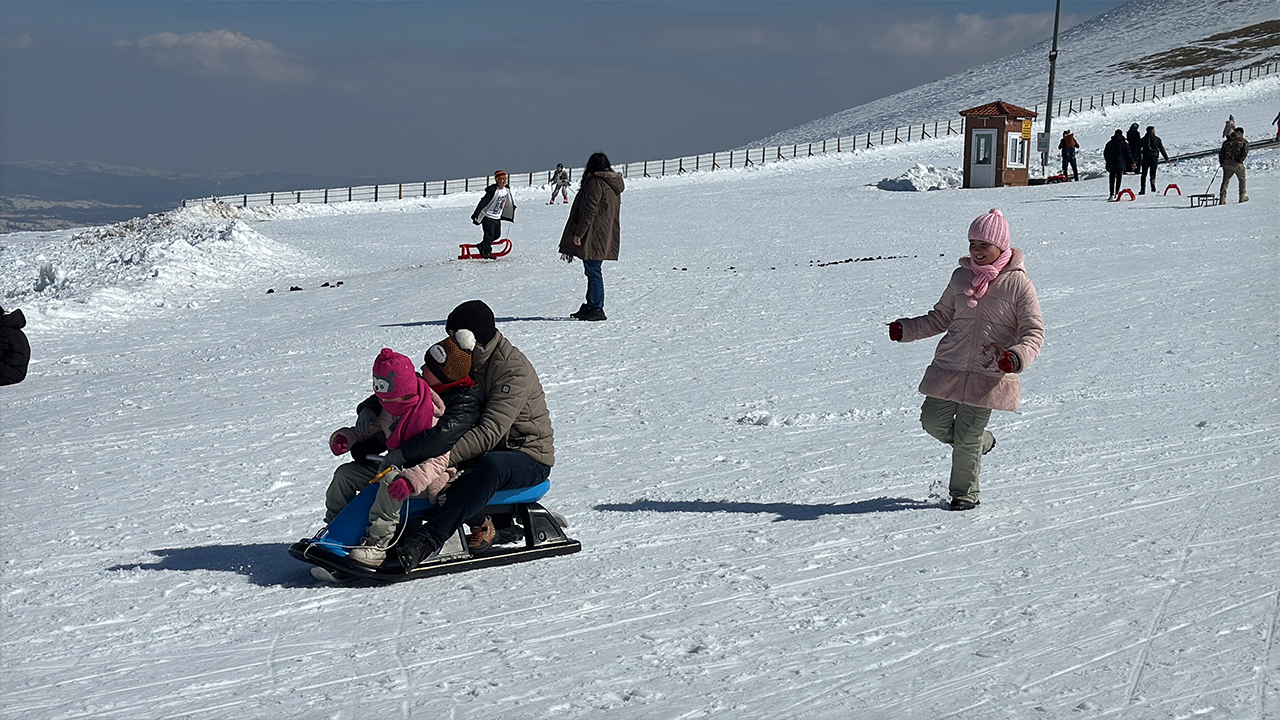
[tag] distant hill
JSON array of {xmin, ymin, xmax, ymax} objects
[
  {"xmin": 751, "ymin": 0, "xmax": 1278, "ymax": 147},
  {"xmin": 0, "ymin": 161, "xmax": 397, "ymax": 233}
]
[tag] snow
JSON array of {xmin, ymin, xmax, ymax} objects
[{"xmin": 3, "ymin": 56, "xmax": 1279, "ymax": 720}]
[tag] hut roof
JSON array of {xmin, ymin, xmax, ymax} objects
[{"xmin": 958, "ymin": 100, "xmax": 1038, "ymax": 119}]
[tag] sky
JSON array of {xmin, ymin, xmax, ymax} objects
[{"xmin": 0, "ymin": 0, "xmax": 1128, "ymax": 183}]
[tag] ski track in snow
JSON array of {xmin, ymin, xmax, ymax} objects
[{"xmin": 2, "ymin": 70, "xmax": 1279, "ymax": 720}]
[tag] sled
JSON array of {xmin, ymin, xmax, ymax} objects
[
  {"xmin": 1163, "ymin": 184, "xmax": 1181, "ymax": 196},
  {"xmin": 1045, "ymin": 174, "xmax": 1068, "ymax": 184},
  {"xmin": 458, "ymin": 237, "xmax": 512, "ymax": 260},
  {"xmin": 1189, "ymin": 194, "xmax": 1220, "ymax": 208},
  {"xmin": 289, "ymin": 478, "xmax": 580, "ymax": 583},
  {"xmin": 1115, "ymin": 189, "xmax": 1136, "ymax": 202}
]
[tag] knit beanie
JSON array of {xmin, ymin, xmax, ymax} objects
[
  {"xmin": 446, "ymin": 300, "xmax": 497, "ymax": 345},
  {"xmin": 372, "ymin": 348, "xmax": 418, "ymax": 400},
  {"xmin": 494, "ymin": 170, "xmax": 508, "ymax": 180},
  {"xmin": 967, "ymin": 208, "xmax": 1010, "ymax": 252},
  {"xmin": 423, "ymin": 329, "xmax": 476, "ymax": 384}
]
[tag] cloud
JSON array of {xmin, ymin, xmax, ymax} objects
[
  {"xmin": 0, "ymin": 33, "xmax": 35, "ymax": 49},
  {"xmin": 869, "ymin": 12, "xmax": 1079, "ymax": 59},
  {"xmin": 120, "ymin": 29, "xmax": 313, "ymax": 84}
]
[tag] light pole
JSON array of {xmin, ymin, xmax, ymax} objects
[{"xmin": 1041, "ymin": 0, "xmax": 1062, "ymax": 174}]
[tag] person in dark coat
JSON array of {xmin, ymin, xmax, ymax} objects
[
  {"xmin": 1138, "ymin": 125, "xmax": 1170, "ymax": 195},
  {"xmin": 469, "ymin": 170, "xmax": 516, "ymax": 259},
  {"xmin": 1125, "ymin": 123, "xmax": 1143, "ymax": 174},
  {"xmin": 1103, "ymin": 130, "xmax": 1135, "ymax": 201},
  {"xmin": 1058, "ymin": 130, "xmax": 1079, "ymax": 181},
  {"xmin": 558, "ymin": 152, "xmax": 624, "ymax": 322},
  {"xmin": 1218, "ymin": 127, "xmax": 1249, "ymax": 204},
  {"xmin": 0, "ymin": 306, "xmax": 30, "ymax": 386}
]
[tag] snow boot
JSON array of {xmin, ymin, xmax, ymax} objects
[
  {"xmin": 395, "ymin": 523, "xmax": 439, "ymax": 570},
  {"xmin": 579, "ymin": 307, "xmax": 607, "ymax": 322},
  {"xmin": 349, "ymin": 535, "xmax": 394, "ymax": 567},
  {"xmin": 467, "ymin": 516, "xmax": 496, "ymax": 553},
  {"xmin": 948, "ymin": 498, "xmax": 980, "ymax": 511},
  {"xmin": 570, "ymin": 303, "xmax": 590, "ymax": 319}
]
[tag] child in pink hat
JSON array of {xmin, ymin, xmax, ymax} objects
[
  {"xmin": 324, "ymin": 348, "xmax": 450, "ymax": 566},
  {"xmin": 887, "ymin": 209, "xmax": 1044, "ymax": 511}
]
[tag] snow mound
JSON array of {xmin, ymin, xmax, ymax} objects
[
  {"xmin": 0, "ymin": 208, "xmax": 313, "ymax": 323},
  {"xmin": 877, "ymin": 164, "xmax": 964, "ymax": 192}
]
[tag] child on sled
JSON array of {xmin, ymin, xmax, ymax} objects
[
  {"xmin": 888, "ymin": 208, "xmax": 1044, "ymax": 511},
  {"xmin": 325, "ymin": 332, "xmax": 481, "ymax": 566}
]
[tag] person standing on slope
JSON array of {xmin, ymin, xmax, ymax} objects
[
  {"xmin": 1223, "ymin": 115, "xmax": 1236, "ymax": 139},
  {"xmin": 1138, "ymin": 125, "xmax": 1170, "ymax": 195},
  {"xmin": 1126, "ymin": 123, "xmax": 1143, "ymax": 175},
  {"xmin": 888, "ymin": 209, "xmax": 1044, "ymax": 512},
  {"xmin": 549, "ymin": 163, "xmax": 571, "ymax": 205},
  {"xmin": 470, "ymin": 170, "xmax": 516, "ymax": 259},
  {"xmin": 1103, "ymin": 130, "xmax": 1135, "ymax": 201},
  {"xmin": 1058, "ymin": 130, "xmax": 1079, "ymax": 182},
  {"xmin": 558, "ymin": 152, "xmax": 624, "ymax": 322},
  {"xmin": 1218, "ymin": 126, "xmax": 1250, "ymax": 204}
]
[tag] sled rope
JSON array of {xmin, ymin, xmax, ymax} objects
[{"xmin": 329, "ymin": 466, "xmax": 412, "ymax": 551}]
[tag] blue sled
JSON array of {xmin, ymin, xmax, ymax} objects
[{"xmin": 289, "ymin": 479, "xmax": 580, "ymax": 583}]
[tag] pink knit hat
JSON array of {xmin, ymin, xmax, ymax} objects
[
  {"xmin": 968, "ymin": 208, "xmax": 1010, "ymax": 252},
  {"xmin": 372, "ymin": 348, "xmax": 417, "ymax": 399}
]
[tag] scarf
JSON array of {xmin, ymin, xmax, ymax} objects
[
  {"xmin": 965, "ymin": 249, "xmax": 1011, "ymax": 307},
  {"xmin": 381, "ymin": 375, "xmax": 439, "ymax": 449}
]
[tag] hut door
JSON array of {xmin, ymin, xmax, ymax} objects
[{"xmin": 971, "ymin": 129, "xmax": 997, "ymax": 188}]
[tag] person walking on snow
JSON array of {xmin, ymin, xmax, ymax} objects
[
  {"xmin": 1126, "ymin": 123, "xmax": 1143, "ymax": 175},
  {"xmin": 395, "ymin": 300, "xmax": 556, "ymax": 568},
  {"xmin": 1218, "ymin": 126, "xmax": 1249, "ymax": 204},
  {"xmin": 1058, "ymin": 130, "xmax": 1079, "ymax": 182},
  {"xmin": 559, "ymin": 152, "xmax": 624, "ymax": 322},
  {"xmin": 1103, "ymin": 130, "xmax": 1135, "ymax": 200},
  {"xmin": 1223, "ymin": 115, "xmax": 1236, "ymax": 139},
  {"xmin": 1138, "ymin": 125, "xmax": 1170, "ymax": 195},
  {"xmin": 1272, "ymin": 111, "xmax": 1279, "ymax": 140},
  {"xmin": 888, "ymin": 209, "xmax": 1044, "ymax": 511},
  {"xmin": 549, "ymin": 164, "xmax": 571, "ymax": 204},
  {"xmin": 470, "ymin": 170, "xmax": 516, "ymax": 259}
]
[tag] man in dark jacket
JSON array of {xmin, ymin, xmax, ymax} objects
[
  {"xmin": 1218, "ymin": 127, "xmax": 1249, "ymax": 204},
  {"xmin": 1126, "ymin": 123, "xmax": 1143, "ymax": 174},
  {"xmin": 1139, "ymin": 126, "xmax": 1170, "ymax": 195},
  {"xmin": 0, "ymin": 306, "xmax": 30, "ymax": 386},
  {"xmin": 396, "ymin": 300, "xmax": 556, "ymax": 568},
  {"xmin": 1103, "ymin": 130, "xmax": 1135, "ymax": 201}
]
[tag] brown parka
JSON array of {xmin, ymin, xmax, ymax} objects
[
  {"xmin": 450, "ymin": 329, "xmax": 555, "ymax": 468},
  {"xmin": 558, "ymin": 171, "xmax": 624, "ymax": 261},
  {"xmin": 895, "ymin": 248, "xmax": 1044, "ymax": 412}
]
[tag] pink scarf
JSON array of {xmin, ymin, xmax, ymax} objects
[
  {"xmin": 381, "ymin": 376, "xmax": 440, "ymax": 449},
  {"xmin": 965, "ymin": 250, "xmax": 1011, "ymax": 307}
]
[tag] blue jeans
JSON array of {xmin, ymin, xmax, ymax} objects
[
  {"xmin": 583, "ymin": 259, "xmax": 604, "ymax": 309},
  {"xmin": 418, "ymin": 451, "xmax": 550, "ymax": 547}
]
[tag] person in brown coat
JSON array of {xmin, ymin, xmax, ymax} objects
[
  {"xmin": 558, "ymin": 152, "xmax": 624, "ymax": 321},
  {"xmin": 1218, "ymin": 127, "xmax": 1249, "ymax": 204},
  {"xmin": 888, "ymin": 209, "xmax": 1044, "ymax": 511}
]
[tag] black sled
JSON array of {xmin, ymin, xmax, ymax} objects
[{"xmin": 289, "ymin": 480, "xmax": 580, "ymax": 583}]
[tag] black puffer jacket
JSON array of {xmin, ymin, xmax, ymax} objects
[
  {"xmin": 1104, "ymin": 134, "xmax": 1135, "ymax": 173},
  {"xmin": 1140, "ymin": 132, "xmax": 1169, "ymax": 164},
  {"xmin": 351, "ymin": 380, "xmax": 485, "ymax": 467},
  {"xmin": 0, "ymin": 308, "xmax": 30, "ymax": 386}
]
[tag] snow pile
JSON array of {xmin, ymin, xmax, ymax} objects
[
  {"xmin": 876, "ymin": 163, "xmax": 964, "ymax": 191},
  {"xmin": 0, "ymin": 208, "xmax": 313, "ymax": 322}
]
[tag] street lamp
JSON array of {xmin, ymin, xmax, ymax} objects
[{"xmin": 1041, "ymin": 0, "xmax": 1062, "ymax": 173}]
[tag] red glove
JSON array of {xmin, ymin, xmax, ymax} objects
[
  {"xmin": 888, "ymin": 322, "xmax": 903, "ymax": 342},
  {"xmin": 997, "ymin": 351, "xmax": 1020, "ymax": 374},
  {"xmin": 387, "ymin": 477, "xmax": 413, "ymax": 502},
  {"xmin": 329, "ymin": 430, "xmax": 350, "ymax": 456}
]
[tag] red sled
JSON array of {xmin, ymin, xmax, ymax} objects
[
  {"xmin": 458, "ymin": 237, "xmax": 512, "ymax": 260},
  {"xmin": 1116, "ymin": 189, "xmax": 1136, "ymax": 202}
]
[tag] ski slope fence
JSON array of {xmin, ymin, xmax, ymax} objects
[{"xmin": 182, "ymin": 61, "xmax": 1277, "ymax": 210}]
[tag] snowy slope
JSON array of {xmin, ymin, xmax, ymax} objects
[
  {"xmin": 1, "ymin": 78, "xmax": 1278, "ymax": 719},
  {"xmin": 754, "ymin": 0, "xmax": 1277, "ymax": 147}
]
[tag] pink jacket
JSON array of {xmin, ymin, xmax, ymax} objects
[
  {"xmin": 331, "ymin": 389, "xmax": 456, "ymax": 503},
  {"xmin": 896, "ymin": 248, "xmax": 1044, "ymax": 411}
]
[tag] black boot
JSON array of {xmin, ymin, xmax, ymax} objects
[
  {"xmin": 396, "ymin": 528, "xmax": 439, "ymax": 570},
  {"xmin": 569, "ymin": 303, "xmax": 590, "ymax": 319},
  {"xmin": 580, "ymin": 306, "xmax": 607, "ymax": 322}
]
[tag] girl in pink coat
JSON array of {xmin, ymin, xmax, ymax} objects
[{"xmin": 889, "ymin": 209, "xmax": 1044, "ymax": 511}]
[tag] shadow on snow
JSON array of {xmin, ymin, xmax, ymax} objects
[
  {"xmin": 595, "ymin": 496, "xmax": 933, "ymax": 521},
  {"xmin": 381, "ymin": 315, "xmax": 576, "ymax": 328},
  {"xmin": 108, "ymin": 543, "xmax": 314, "ymax": 588}
]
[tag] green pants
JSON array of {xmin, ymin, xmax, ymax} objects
[
  {"xmin": 325, "ymin": 462, "xmax": 402, "ymax": 540},
  {"xmin": 920, "ymin": 397, "xmax": 994, "ymax": 504}
]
